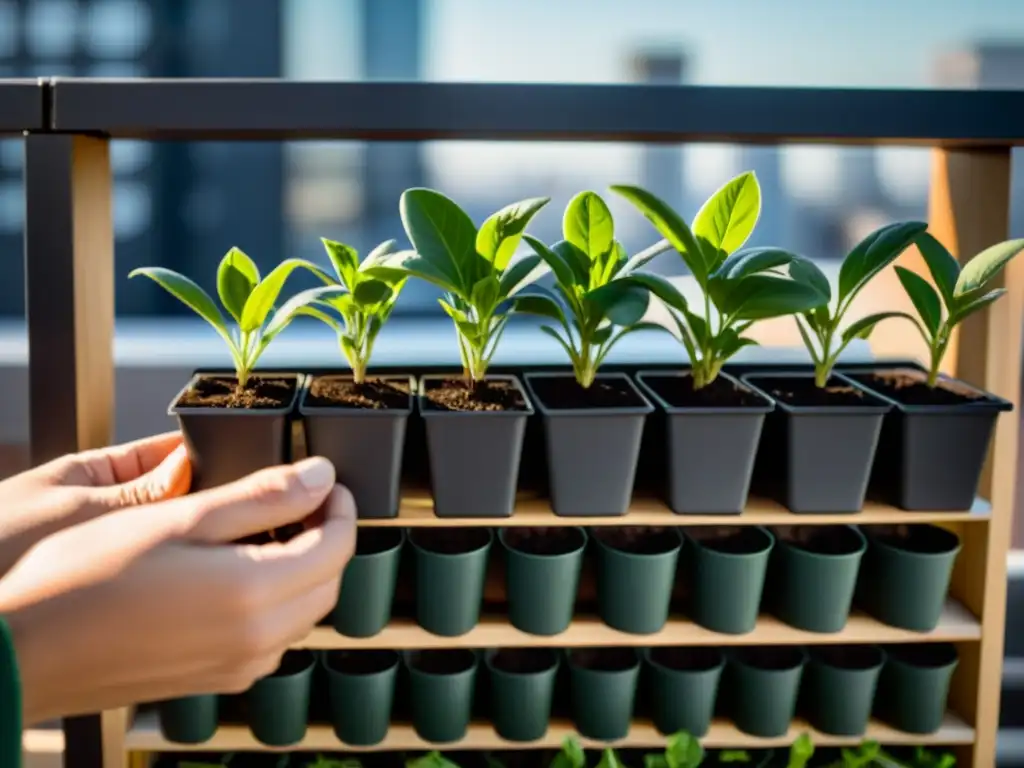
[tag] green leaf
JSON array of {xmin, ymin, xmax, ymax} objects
[
  {"xmin": 553, "ymin": 239, "xmax": 592, "ymax": 285},
  {"xmin": 645, "ymin": 756, "xmax": 670, "ymax": 768},
  {"xmin": 129, "ymin": 267, "xmax": 230, "ymax": 338},
  {"xmin": 549, "ymin": 736, "xmax": 587, "ymax": 768},
  {"xmin": 954, "ymin": 237, "xmax": 1024, "ymax": 297},
  {"xmin": 664, "ymin": 730, "xmax": 705, "ymax": 768},
  {"xmin": 476, "ymin": 196, "xmax": 550, "ymax": 271},
  {"xmin": 717, "ymin": 751, "xmax": 752, "ymax": 764},
  {"xmin": 498, "ymin": 253, "xmax": 548, "ymax": 297},
  {"xmin": 712, "ymin": 328, "xmax": 758, "ymax": 361},
  {"xmin": 405, "ymin": 751, "xmax": 461, "ymax": 768},
  {"xmin": 321, "ymin": 237, "xmax": 360, "ymax": 287},
  {"xmin": 951, "ymin": 287, "xmax": 1007, "ymax": 326},
  {"xmin": 586, "ymin": 282, "xmax": 650, "ymax": 326},
  {"xmin": 895, "ymin": 266, "xmax": 942, "ymax": 335},
  {"xmin": 713, "ymin": 247, "xmax": 800, "ymax": 281},
  {"xmin": 240, "ymin": 258, "xmax": 320, "ymax": 333},
  {"xmin": 216, "ymin": 247, "xmax": 260, "ymax": 323},
  {"xmin": 719, "ymin": 275, "xmax": 827, "ymax": 321},
  {"xmin": 838, "ymin": 220, "xmax": 928, "ymax": 307},
  {"xmin": 525, "ymin": 234, "xmax": 577, "ymax": 288},
  {"xmin": 471, "ymin": 275, "xmax": 501, "ymax": 315},
  {"xmin": 362, "ymin": 238, "xmax": 398, "ymax": 268},
  {"xmin": 564, "ymin": 190, "xmax": 615, "ymax": 260},
  {"xmin": 386, "ymin": 251, "xmax": 460, "ymax": 293},
  {"xmin": 595, "ymin": 748, "xmax": 627, "ymax": 768},
  {"xmin": 400, "ymin": 187, "xmax": 477, "ymax": 290},
  {"xmin": 915, "ymin": 232, "xmax": 960, "ymax": 307},
  {"xmin": 514, "ymin": 292, "xmax": 567, "ymax": 324},
  {"xmin": 692, "ymin": 170, "xmax": 761, "ymax": 263},
  {"xmin": 786, "ymin": 733, "xmax": 814, "ymax": 768},
  {"xmin": 352, "ymin": 279, "xmax": 393, "ymax": 306},
  {"xmin": 789, "ymin": 258, "xmax": 833, "ymax": 304},
  {"xmin": 263, "ymin": 285, "xmax": 348, "ymax": 342},
  {"xmin": 620, "ymin": 273, "xmax": 689, "ymax": 312},
  {"xmin": 840, "ymin": 311, "xmax": 916, "ymax": 344}
]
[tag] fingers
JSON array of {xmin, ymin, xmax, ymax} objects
[
  {"xmin": 74, "ymin": 432, "xmax": 185, "ymax": 486},
  {"xmin": 83, "ymin": 443, "xmax": 192, "ymax": 512}
]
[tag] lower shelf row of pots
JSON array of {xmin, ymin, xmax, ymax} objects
[
  {"xmin": 157, "ymin": 643, "xmax": 961, "ymax": 749},
  {"xmin": 337, "ymin": 523, "xmax": 961, "ymax": 639}
]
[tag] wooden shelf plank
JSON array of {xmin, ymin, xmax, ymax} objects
[
  {"xmin": 296, "ymin": 599, "xmax": 979, "ymax": 650},
  {"xmin": 126, "ymin": 712, "xmax": 974, "ymax": 752}
]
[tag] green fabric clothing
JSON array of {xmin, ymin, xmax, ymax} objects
[{"xmin": 0, "ymin": 617, "xmax": 21, "ymax": 768}]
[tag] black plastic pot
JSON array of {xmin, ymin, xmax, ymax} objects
[
  {"xmin": 847, "ymin": 367, "xmax": 1012, "ymax": 510},
  {"xmin": 500, "ymin": 526, "xmax": 586, "ymax": 636},
  {"xmin": 643, "ymin": 647, "xmax": 724, "ymax": 737},
  {"xmin": 592, "ymin": 526, "xmax": 683, "ymax": 634},
  {"xmin": 524, "ymin": 372, "xmax": 653, "ymax": 516},
  {"xmin": 485, "ymin": 648, "xmax": 560, "ymax": 742},
  {"xmin": 875, "ymin": 643, "xmax": 958, "ymax": 734},
  {"xmin": 245, "ymin": 649, "xmax": 315, "ymax": 747},
  {"xmin": 742, "ymin": 372, "xmax": 892, "ymax": 513},
  {"xmin": 770, "ymin": 525, "xmax": 866, "ymax": 633},
  {"xmin": 170, "ymin": 372, "xmax": 302, "ymax": 494},
  {"xmin": 686, "ymin": 526, "xmax": 774, "ymax": 635},
  {"xmin": 803, "ymin": 645, "xmax": 885, "ymax": 736},
  {"xmin": 566, "ymin": 647, "xmax": 641, "ymax": 741},
  {"xmin": 157, "ymin": 694, "xmax": 218, "ymax": 744},
  {"xmin": 857, "ymin": 524, "xmax": 961, "ymax": 632},
  {"xmin": 323, "ymin": 649, "xmax": 399, "ymax": 746},
  {"xmin": 410, "ymin": 528, "xmax": 493, "ymax": 636},
  {"xmin": 333, "ymin": 527, "xmax": 404, "ymax": 638},
  {"xmin": 419, "ymin": 374, "xmax": 532, "ymax": 518},
  {"xmin": 636, "ymin": 371, "xmax": 774, "ymax": 515},
  {"xmin": 405, "ymin": 649, "xmax": 479, "ymax": 743},
  {"xmin": 726, "ymin": 646, "xmax": 807, "ymax": 738},
  {"xmin": 300, "ymin": 374, "xmax": 414, "ymax": 519}
]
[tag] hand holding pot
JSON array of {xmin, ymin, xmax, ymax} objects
[{"xmin": 0, "ymin": 455, "xmax": 356, "ymax": 725}]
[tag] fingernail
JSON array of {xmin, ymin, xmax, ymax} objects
[{"xmin": 295, "ymin": 456, "xmax": 335, "ymax": 494}]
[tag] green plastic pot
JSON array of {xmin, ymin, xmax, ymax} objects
[
  {"xmin": 485, "ymin": 648, "xmax": 560, "ymax": 742},
  {"xmin": 591, "ymin": 527, "xmax": 683, "ymax": 634},
  {"xmin": 875, "ymin": 643, "xmax": 958, "ymax": 734},
  {"xmin": 405, "ymin": 649, "xmax": 479, "ymax": 743},
  {"xmin": 858, "ymin": 524, "xmax": 961, "ymax": 631},
  {"xmin": 727, "ymin": 646, "xmax": 806, "ymax": 738},
  {"xmin": 245, "ymin": 649, "xmax": 315, "ymax": 747},
  {"xmin": 322, "ymin": 649, "xmax": 399, "ymax": 746},
  {"xmin": 643, "ymin": 646, "xmax": 724, "ymax": 737},
  {"xmin": 567, "ymin": 647, "xmax": 641, "ymax": 740},
  {"xmin": 410, "ymin": 528, "xmax": 493, "ymax": 636},
  {"xmin": 771, "ymin": 525, "xmax": 866, "ymax": 633},
  {"xmin": 157, "ymin": 694, "xmax": 218, "ymax": 744},
  {"xmin": 500, "ymin": 526, "xmax": 586, "ymax": 636},
  {"xmin": 333, "ymin": 527, "xmax": 404, "ymax": 637},
  {"xmin": 687, "ymin": 526, "xmax": 774, "ymax": 635},
  {"xmin": 803, "ymin": 645, "xmax": 885, "ymax": 736}
]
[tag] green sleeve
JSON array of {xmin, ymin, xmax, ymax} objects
[{"xmin": 0, "ymin": 616, "xmax": 21, "ymax": 768}]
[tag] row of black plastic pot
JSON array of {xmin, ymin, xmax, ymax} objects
[
  {"xmin": 156, "ymin": 642, "xmax": 959, "ymax": 749},
  {"xmin": 334, "ymin": 523, "xmax": 961, "ymax": 639}
]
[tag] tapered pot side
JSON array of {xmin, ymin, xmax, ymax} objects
[
  {"xmin": 875, "ymin": 643, "xmax": 959, "ymax": 734},
  {"xmin": 500, "ymin": 526, "xmax": 587, "ymax": 636},
  {"xmin": 410, "ymin": 528, "xmax": 493, "ymax": 636},
  {"xmin": 726, "ymin": 646, "xmax": 807, "ymax": 738},
  {"xmin": 803, "ymin": 645, "xmax": 885, "ymax": 736},
  {"xmin": 636, "ymin": 370, "xmax": 774, "ymax": 515},
  {"xmin": 686, "ymin": 526, "xmax": 774, "ymax": 635},
  {"xmin": 157, "ymin": 694, "xmax": 219, "ymax": 744},
  {"xmin": 742, "ymin": 371, "xmax": 892, "ymax": 514},
  {"xmin": 322, "ymin": 649, "xmax": 399, "ymax": 747},
  {"xmin": 845, "ymin": 367, "xmax": 1012, "ymax": 510},
  {"xmin": 485, "ymin": 648, "xmax": 560, "ymax": 742},
  {"xmin": 643, "ymin": 647, "xmax": 725, "ymax": 737},
  {"xmin": 244, "ymin": 649, "xmax": 315, "ymax": 747},
  {"xmin": 566, "ymin": 647, "xmax": 641, "ymax": 741},
  {"xmin": 300, "ymin": 374, "xmax": 415, "ymax": 520},
  {"xmin": 332, "ymin": 527, "xmax": 404, "ymax": 638},
  {"xmin": 404, "ymin": 649, "xmax": 479, "ymax": 744},
  {"xmin": 524, "ymin": 372, "xmax": 653, "ymax": 517},
  {"xmin": 418, "ymin": 374, "xmax": 532, "ymax": 518}
]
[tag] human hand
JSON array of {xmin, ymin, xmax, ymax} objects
[
  {"xmin": 0, "ymin": 432, "xmax": 190, "ymax": 577},
  {"xmin": 0, "ymin": 455, "xmax": 356, "ymax": 725}
]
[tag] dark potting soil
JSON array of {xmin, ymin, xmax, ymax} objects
[
  {"xmin": 867, "ymin": 524, "xmax": 959, "ymax": 555},
  {"xmin": 305, "ymin": 376, "xmax": 411, "ymax": 410},
  {"xmin": 529, "ymin": 375, "xmax": 644, "ymax": 410},
  {"xmin": 411, "ymin": 527, "xmax": 490, "ymax": 555},
  {"xmin": 570, "ymin": 647, "xmax": 638, "ymax": 672},
  {"xmin": 853, "ymin": 370, "xmax": 984, "ymax": 407},
  {"xmin": 733, "ymin": 646, "xmax": 804, "ymax": 671},
  {"xmin": 176, "ymin": 376, "xmax": 296, "ymax": 409},
  {"xmin": 775, "ymin": 525, "xmax": 862, "ymax": 556},
  {"xmin": 268, "ymin": 650, "xmax": 314, "ymax": 677},
  {"xmin": 490, "ymin": 648, "xmax": 558, "ymax": 674},
  {"xmin": 503, "ymin": 526, "xmax": 584, "ymax": 556},
  {"xmin": 810, "ymin": 645, "xmax": 884, "ymax": 671},
  {"xmin": 690, "ymin": 526, "xmax": 771, "ymax": 555},
  {"xmin": 410, "ymin": 649, "xmax": 476, "ymax": 675},
  {"xmin": 648, "ymin": 646, "xmax": 723, "ymax": 672},
  {"xmin": 355, "ymin": 527, "xmax": 404, "ymax": 557},
  {"xmin": 422, "ymin": 379, "xmax": 527, "ymax": 412},
  {"xmin": 325, "ymin": 649, "xmax": 397, "ymax": 675},
  {"xmin": 752, "ymin": 375, "xmax": 872, "ymax": 408},
  {"xmin": 593, "ymin": 526, "xmax": 679, "ymax": 555},
  {"xmin": 884, "ymin": 643, "xmax": 958, "ymax": 669},
  {"xmin": 643, "ymin": 373, "xmax": 766, "ymax": 409}
]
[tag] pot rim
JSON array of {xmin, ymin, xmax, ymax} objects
[
  {"xmin": 484, "ymin": 648, "xmax": 561, "ymax": 677},
  {"xmin": 523, "ymin": 371, "xmax": 654, "ymax": 417},
  {"xmin": 498, "ymin": 526, "xmax": 588, "ymax": 561},
  {"xmin": 351, "ymin": 527, "xmax": 406, "ymax": 560},
  {"xmin": 565, "ymin": 647, "xmax": 641, "ymax": 674},
  {"xmin": 864, "ymin": 524, "xmax": 962, "ymax": 559},
  {"xmin": 635, "ymin": 369, "xmax": 775, "ymax": 415},
  {"xmin": 408, "ymin": 527, "xmax": 494, "ymax": 559},
  {"xmin": 321, "ymin": 648, "xmax": 400, "ymax": 677},
  {"xmin": 685, "ymin": 525, "xmax": 775, "ymax": 559},
  {"xmin": 642, "ymin": 646, "xmax": 726, "ymax": 675},
  {"xmin": 740, "ymin": 370, "xmax": 893, "ymax": 416},
  {"xmin": 841, "ymin": 365, "xmax": 1013, "ymax": 415},
  {"xmin": 773, "ymin": 524, "xmax": 867, "ymax": 561},
  {"xmin": 417, "ymin": 373, "xmax": 535, "ymax": 417},
  {"xmin": 298, "ymin": 373, "xmax": 416, "ymax": 416},
  {"xmin": 168, "ymin": 372, "xmax": 304, "ymax": 417},
  {"xmin": 591, "ymin": 526, "xmax": 683, "ymax": 559},
  {"xmin": 403, "ymin": 649, "xmax": 479, "ymax": 678}
]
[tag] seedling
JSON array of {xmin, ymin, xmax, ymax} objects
[
  {"xmin": 611, "ymin": 173, "xmax": 827, "ymax": 389},
  {"xmin": 832, "ymin": 740, "xmax": 880, "ymax": 768},
  {"xmin": 550, "ymin": 736, "xmax": 587, "ymax": 768},
  {"xmin": 644, "ymin": 730, "xmax": 705, "ymax": 768},
  {"xmin": 784, "ymin": 220, "xmax": 928, "ymax": 387},
  {"xmin": 595, "ymin": 749, "xmax": 628, "ymax": 768},
  {"xmin": 130, "ymin": 248, "xmax": 334, "ymax": 389},
  {"xmin": 406, "ymin": 752, "xmax": 461, "ymax": 768},
  {"xmin": 391, "ymin": 188, "xmax": 550, "ymax": 382},
  {"xmin": 785, "ymin": 733, "xmax": 814, "ymax": 768},
  {"xmin": 896, "ymin": 232, "xmax": 1024, "ymax": 387},
  {"xmin": 715, "ymin": 752, "xmax": 752, "ymax": 764}
]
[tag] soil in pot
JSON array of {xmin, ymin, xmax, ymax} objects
[
  {"xmin": 726, "ymin": 646, "xmax": 806, "ymax": 738},
  {"xmin": 686, "ymin": 526, "xmax": 774, "ymax": 635},
  {"xmin": 742, "ymin": 373, "xmax": 890, "ymax": 514},
  {"xmin": 591, "ymin": 526, "xmax": 683, "ymax": 634},
  {"xmin": 500, "ymin": 526, "xmax": 586, "ymax": 636},
  {"xmin": 803, "ymin": 645, "xmax": 885, "ymax": 736},
  {"xmin": 769, "ymin": 525, "xmax": 866, "ymax": 633},
  {"xmin": 875, "ymin": 643, "xmax": 958, "ymax": 734},
  {"xmin": 410, "ymin": 528, "xmax": 493, "ymax": 636},
  {"xmin": 419, "ymin": 376, "xmax": 531, "ymax": 518},
  {"xmin": 301, "ymin": 375, "xmax": 413, "ymax": 520},
  {"xmin": 567, "ymin": 647, "xmax": 641, "ymax": 741},
  {"xmin": 157, "ymin": 694, "xmax": 218, "ymax": 744},
  {"xmin": 857, "ymin": 524, "xmax": 961, "ymax": 632},
  {"xmin": 643, "ymin": 646, "xmax": 724, "ymax": 737},
  {"xmin": 245, "ymin": 649, "xmax": 315, "ymax": 747},
  {"xmin": 323, "ymin": 649, "xmax": 399, "ymax": 746},
  {"xmin": 636, "ymin": 371, "xmax": 773, "ymax": 515},
  {"xmin": 405, "ymin": 649, "xmax": 479, "ymax": 743},
  {"xmin": 486, "ymin": 648, "xmax": 560, "ymax": 742},
  {"xmin": 333, "ymin": 527, "xmax": 404, "ymax": 637},
  {"xmin": 525, "ymin": 373, "xmax": 652, "ymax": 517}
]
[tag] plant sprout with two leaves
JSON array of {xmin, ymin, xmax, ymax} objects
[
  {"xmin": 895, "ymin": 232, "xmax": 1024, "ymax": 387},
  {"xmin": 610, "ymin": 172, "xmax": 829, "ymax": 389},
  {"xmin": 643, "ymin": 730, "xmax": 705, "ymax": 768}
]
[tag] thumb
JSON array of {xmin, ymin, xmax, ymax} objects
[{"xmin": 86, "ymin": 444, "xmax": 191, "ymax": 511}]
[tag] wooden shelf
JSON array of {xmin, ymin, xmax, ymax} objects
[
  {"xmin": 125, "ymin": 712, "xmax": 975, "ymax": 753},
  {"xmin": 297, "ymin": 599, "xmax": 979, "ymax": 650}
]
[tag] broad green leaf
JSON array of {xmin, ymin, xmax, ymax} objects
[
  {"xmin": 595, "ymin": 748, "xmax": 627, "ymax": 768},
  {"xmin": 240, "ymin": 258, "xmax": 320, "ymax": 333},
  {"xmin": 692, "ymin": 170, "xmax": 761, "ymax": 262},
  {"xmin": 789, "ymin": 258, "xmax": 832, "ymax": 304},
  {"xmin": 129, "ymin": 267, "xmax": 229, "ymax": 337},
  {"xmin": 602, "ymin": 239, "xmax": 630, "ymax": 283},
  {"xmin": 406, "ymin": 752, "xmax": 461, "ymax": 768},
  {"xmin": 895, "ymin": 266, "xmax": 942, "ymax": 335},
  {"xmin": 361, "ymin": 239, "xmax": 398, "ymax": 268},
  {"xmin": 352, "ymin": 279, "xmax": 393, "ymax": 306},
  {"xmin": 586, "ymin": 282, "xmax": 650, "ymax": 326},
  {"xmin": 549, "ymin": 736, "xmax": 586, "ymax": 768},
  {"xmin": 712, "ymin": 247, "xmax": 800, "ymax": 281},
  {"xmin": 712, "ymin": 328, "xmax": 758, "ymax": 361},
  {"xmin": 438, "ymin": 298, "xmax": 468, "ymax": 323},
  {"xmin": 719, "ymin": 275, "xmax": 826, "ymax": 321},
  {"xmin": 387, "ymin": 252, "xmax": 460, "ymax": 293},
  {"xmin": 498, "ymin": 253, "xmax": 549, "ymax": 297},
  {"xmin": 837, "ymin": 220, "xmax": 927, "ymax": 306},
  {"xmin": 470, "ymin": 275, "xmax": 500, "ymax": 315},
  {"xmin": 645, "ymin": 756, "xmax": 670, "ymax": 768},
  {"xmin": 621, "ymin": 238, "xmax": 674, "ymax": 275},
  {"xmin": 525, "ymin": 234, "xmax": 576, "ymax": 287},
  {"xmin": 840, "ymin": 310, "xmax": 917, "ymax": 343},
  {"xmin": 216, "ymin": 247, "xmax": 259, "ymax": 323},
  {"xmin": 552, "ymin": 239, "xmax": 591, "ymax": 285},
  {"xmin": 294, "ymin": 303, "xmax": 341, "ymax": 331},
  {"xmin": 400, "ymin": 187, "xmax": 477, "ymax": 289},
  {"xmin": 951, "ymin": 287, "xmax": 1007, "ymax": 326},
  {"xmin": 664, "ymin": 730, "xmax": 705, "ymax": 768},
  {"xmin": 514, "ymin": 293, "xmax": 567, "ymax": 324},
  {"xmin": 263, "ymin": 285, "xmax": 348, "ymax": 341},
  {"xmin": 620, "ymin": 272, "xmax": 689, "ymax": 312},
  {"xmin": 682, "ymin": 305, "xmax": 709, "ymax": 349},
  {"xmin": 592, "ymin": 324, "xmax": 614, "ymax": 345},
  {"xmin": 954, "ymin": 237, "xmax": 1024, "ymax": 297},
  {"xmin": 915, "ymin": 232, "xmax": 960, "ymax": 307},
  {"xmin": 476, "ymin": 196, "xmax": 550, "ymax": 271},
  {"xmin": 786, "ymin": 732, "xmax": 814, "ymax": 768},
  {"xmin": 321, "ymin": 238, "xmax": 360, "ymax": 287},
  {"xmin": 563, "ymin": 190, "xmax": 615, "ymax": 260}
]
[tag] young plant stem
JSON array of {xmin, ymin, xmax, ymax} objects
[{"xmin": 813, "ymin": 326, "xmax": 837, "ymax": 388}]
